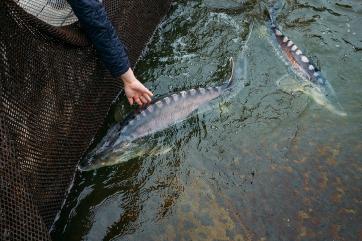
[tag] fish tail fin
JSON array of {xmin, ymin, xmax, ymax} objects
[
  {"xmin": 223, "ymin": 19, "xmax": 253, "ymax": 91},
  {"xmin": 267, "ymin": 9, "xmax": 276, "ymax": 28},
  {"xmin": 224, "ymin": 57, "xmax": 235, "ymax": 89},
  {"xmin": 223, "ymin": 56, "xmax": 247, "ymax": 90},
  {"xmin": 259, "ymin": 0, "xmax": 277, "ymax": 27}
]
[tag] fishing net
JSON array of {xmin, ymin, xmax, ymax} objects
[{"xmin": 0, "ymin": 0, "xmax": 170, "ymax": 240}]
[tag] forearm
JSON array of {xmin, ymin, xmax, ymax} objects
[{"xmin": 67, "ymin": 0, "xmax": 130, "ymax": 78}]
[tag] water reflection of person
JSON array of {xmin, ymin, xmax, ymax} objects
[{"xmin": 67, "ymin": 0, "xmax": 153, "ymax": 106}]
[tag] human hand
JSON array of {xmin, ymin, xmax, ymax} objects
[{"xmin": 120, "ymin": 68, "xmax": 153, "ymax": 106}]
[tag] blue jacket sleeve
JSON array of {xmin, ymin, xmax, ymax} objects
[{"xmin": 67, "ymin": 0, "xmax": 130, "ymax": 78}]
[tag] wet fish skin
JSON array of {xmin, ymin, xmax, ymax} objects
[
  {"xmin": 114, "ymin": 57, "xmax": 240, "ymax": 146},
  {"xmin": 119, "ymin": 85, "xmax": 224, "ymax": 143},
  {"xmin": 271, "ymin": 25, "xmax": 324, "ymax": 86},
  {"xmin": 79, "ymin": 58, "xmax": 244, "ymax": 171}
]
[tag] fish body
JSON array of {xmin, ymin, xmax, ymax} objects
[
  {"xmin": 79, "ymin": 57, "xmax": 245, "ymax": 171},
  {"xmin": 267, "ymin": 6, "xmax": 346, "ymax": 116},
  {"xmin": 270, "ymin": 24, "xmax": 326, "ymax": 87},
  {"xmin": 119, "ymin": 86, "xmax": 225, "ymax": 143}
]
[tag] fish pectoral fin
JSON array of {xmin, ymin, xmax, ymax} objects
[{"xmin": 276, "ymin": 74, "xmax": 304, "ymax": 94}]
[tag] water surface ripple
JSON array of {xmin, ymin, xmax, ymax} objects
[{"xmin": 52, "ymin": 0, "xmax": 362, "ymax": 240}]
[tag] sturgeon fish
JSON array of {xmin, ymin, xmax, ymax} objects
[
  {"xmin": 266, "ymin": 3, "xmax": 346, "ymax": 116},
  {"xmin": 79, "ymin": 57, "xmax": 246, "ymax": 171}
]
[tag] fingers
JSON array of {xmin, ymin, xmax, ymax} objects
[
  {"xmin": 145, "ymin": 88, "xmax": 153, "ymax": 97},
  {"xmin": 134, "ymin": 96, "xmax": 143, "ymax": 106},
  {"xmin": 125, "ymin": 83, "xmax": 153, "ymax": 106},
  {"xmin": 139, "ymin": 96, "xmax": 147, "ymax": 105},
  {"xmin": 128, "ymin": 97, "xmax": 134, "ymax": 105},
  {"xmin": 143, "ymin": 94, "xmax": 152, "ymax": 103},
  {"xmin": 128, "ymin": 95, "xmax": 151, "ymax": 106},
  {"xmin": 137, "ymin": 88, "xmax": 153, "ymax": 104}
]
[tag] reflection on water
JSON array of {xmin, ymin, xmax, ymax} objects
[{"xmin": 52, "ymin": 0, "xmax": 362, "ymax": 240}]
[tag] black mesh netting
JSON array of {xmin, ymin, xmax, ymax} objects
[{"xmin": 0, "ymin": 0, "xmax": 170, "ymax": 240}]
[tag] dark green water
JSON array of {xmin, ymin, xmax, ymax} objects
[{"xmin": 52, "ymin": 0, "xmax": 362, "ymax": 240}]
